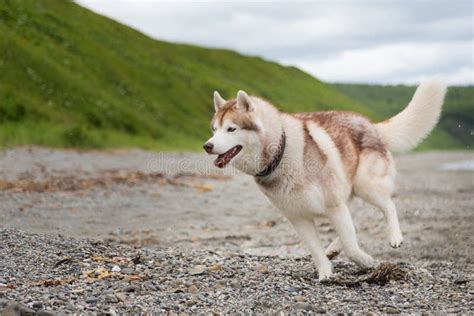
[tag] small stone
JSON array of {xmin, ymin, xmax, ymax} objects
[
  {"xmin": 105, "ymin": 294, "xmax": 118, "ymax": 303},
  {"xmin": 143, "ymin": 281, "xmax": 157, "ymax": 291},
  {"xmin": 287, "ymin": 286, "xmax": 299, "ymax": 293},
  {"xmin": 263, "ymin": 220, "xmax": 277, "ymax": 227},
  {"xmin": 170, "ymin": 287, "xmax": 183, "ymax": 293},
  {"xmin": 174, "ymin": 279, "xmax": 184, "ymax": 286},
  {"xmin": 36, "ymin": 310, "xmax": 55, "ymax": 316},
  {"xmin": 188, "ymin": 285, "xmax": 199, "ymax": 294},
  {"xmin": 447, "ymin": 308, "xmax": 461, "ymax": 313},
  {"xmin": 111, "ymin": 265, "xmax": 121, "ymax": 272},
  {"xmin": 385, "ymin": 306, "xmax": 400, "ymax": 314},
  {"xmin": 121, "ymin": 268, "xmax": 134, "ymax": 275},
  {"xmin": 215, "ymin": 280, "xmax": 226, "ymax": 288},
  {"xmin": 256, "ymin": 264, "xmax": 269, "ymax": 273},
  {"xmin": 71, "ymin": 288, "xmax": 85, "ymax": 294},
  {"xmin": 454, "ymin": 277, "xmax": 470, "ymax": 284},
  {"xmin": 115, "ymin": 292, "xmax": 127, "ymax": 302},
  {"xmin": 295, "ymin": 296, "xmax": 306, "ymax": 302},
  {"xmin": 125, "ymin": 285, "xmax": 137, "ymax": 293},
  {"xmin": 230, "ymin": 280, "xmax": 241, "ymax": 289},
  {"xmin": 85, "ymin": 296, "xmax": 98, "ymax": 304},
  {"xmin": 65, "ymin": 303, "xmax": 75, "ymax": 311},
  {"xmin": 30, "ymin": 301, "xmax": 43, "ymax": 309},
  {"xmin": 209, "ymin": 264, "xmax": 222, "ymax": 273},
  {"xmin": 292, "ymin": 302, "xmax": 314, "ymax": 312},
  {"xmin": 189, "ymin": 265, "xmax": 207, "ymax": 275},
  {"xmin": 185, "ymin": 300, "xmax": 196, "ymax": 306}
]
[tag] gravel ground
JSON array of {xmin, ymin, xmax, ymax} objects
[
  {"xmin": 0, "ymin": 147, "xmax": 473, "ymax": 261},
  {"xmin": 0, "ymin": 147, "xmax": 473, "ymax": 313},
  {"xmin": 1, "ymin": 229, "xmax": 472, "ymax": 314}
]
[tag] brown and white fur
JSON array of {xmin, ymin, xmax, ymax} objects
[{"xmin": 204, "ymin": 80, "xmax": 447, "ymax": 280}]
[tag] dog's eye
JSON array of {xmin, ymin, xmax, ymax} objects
[{"xmin": 227, "ymin": 127, "xmax": 236, "ymax": 132}]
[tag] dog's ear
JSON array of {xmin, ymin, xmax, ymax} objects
[
  {"xmin": 214, "ymin": 91, "xmax": 225, "ymax": 112},
  {"xmin": 237, "ymin": 90, "xmax": 254, "ymax": 112}
]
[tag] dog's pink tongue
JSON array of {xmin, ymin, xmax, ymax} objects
[{"xmin": 214, "ymin": 154, "xmax": 226, "ymax": 168}]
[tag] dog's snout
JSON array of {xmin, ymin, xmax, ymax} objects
[{"xmin": 203, "ymin": 142, "xmax": 214, "ymax": 153}]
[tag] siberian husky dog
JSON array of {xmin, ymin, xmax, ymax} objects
[{"xmin": 203, "ymin": 80, "xmax": 446, "ymax": 280}]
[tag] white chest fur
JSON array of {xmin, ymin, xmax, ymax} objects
[{"xmin": 258, "ymin": 181, "xmax": 326, "ymax": 220}]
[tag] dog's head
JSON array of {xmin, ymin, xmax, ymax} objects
[{"xmin": 203, "ymin": 91, "xmax": 263, "ymax": 173}]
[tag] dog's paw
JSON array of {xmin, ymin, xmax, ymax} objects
[
  {"xmin": 319, "ymin": 273, "xmax": 338, "ymax": 284},
  {"xmin": 317, "ymin": 265, "xmax": 333, "ymax": 281},
  {"xmin": 318, "ymin": 270, "xmax": 334, "ymax": 282},
  {"xmin": 350, "ymin": 251, "xmax": 376, "ymax": 269},
  {"xmin": 389, "ymin": 231, "xmax": 403, "ymax": 248},
  {"xmin": 326, "ymin": 249, "xmax": 341, "ymax": 260}
]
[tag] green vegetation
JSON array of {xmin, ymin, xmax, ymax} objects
[
  {"xmin": 0, "ymin": 0, "xmax": 374, "ymax": 150},
  {"xmin": 1, "ymin": 0, "xmax": 471, "ymax": 151},
  {"xmin": 334, "ymin": 84, "xmax": 473, "ymax": 150}
]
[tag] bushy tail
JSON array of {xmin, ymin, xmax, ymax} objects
[{"xmin": 376, "ymin": 80, "xmax": 447, "ymax": 153}]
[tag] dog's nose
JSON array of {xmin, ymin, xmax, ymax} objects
[{"xmin": 203, "ymin": 142, "xmax": 214, "ymax": 153}]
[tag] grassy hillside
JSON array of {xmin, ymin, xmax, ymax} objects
[
  {"xmin": 0, "ymin": 0, "xmax": 376, "ymax": 150},
  {"xmin": 334, "ymin": 84, "xmax": 473, "ymax": 150},
  {"xmin": 1, "ymin": 1, "xmax": 470, "ymax": 151}
]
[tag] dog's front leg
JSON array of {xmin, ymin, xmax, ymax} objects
[{"xmin": 288, "ymin": 217, "xmax": 333, "ymax": 280}]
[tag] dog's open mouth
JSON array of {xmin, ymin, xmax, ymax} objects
[{"xmin": 214, "ymin": 145, "xmax": 242, "ymax": 168}]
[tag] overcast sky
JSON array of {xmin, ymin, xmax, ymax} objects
[{"xmin": 76, "ymin": 0, "xmax": 473, "ymax": 85}]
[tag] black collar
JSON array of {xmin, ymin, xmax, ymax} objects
[{"xmin": 255, "ymin": 130, "xmax": 286, "ymax": 178}]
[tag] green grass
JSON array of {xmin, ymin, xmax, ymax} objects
[
  {"xmin": 1, "ymin": 0, "xmax": 471, "ymax": 151},
  {"xmin": 0, "ymin": 0, "xmax": 375, "ymax": 150},
  {"xmin": 334, "ymin": 84, "xmax": 473, "ymax": 150}
]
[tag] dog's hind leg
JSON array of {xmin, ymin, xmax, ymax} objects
[
  {"xmin": 327, "ymin": 203, "xmax": 375, "ymax": 269},
  {"xmin": 288, "ymin": 217, "xmax": 333, "ymax": 280},
  {"xmin": 354, "ymin": 152, "xmax": 403, "ymax": 248},
  {"xmin": 360, "ymin": 192, "xmax": 403, "ymax": 248}
]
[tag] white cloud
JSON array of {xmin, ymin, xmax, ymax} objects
[
  {"xmin": 75, "ymin": 0, "xmax": 473, "ymax": 85},
  {"xmin": 284, "ymin": 41, "xmax": 474, "ymax": 85}
]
